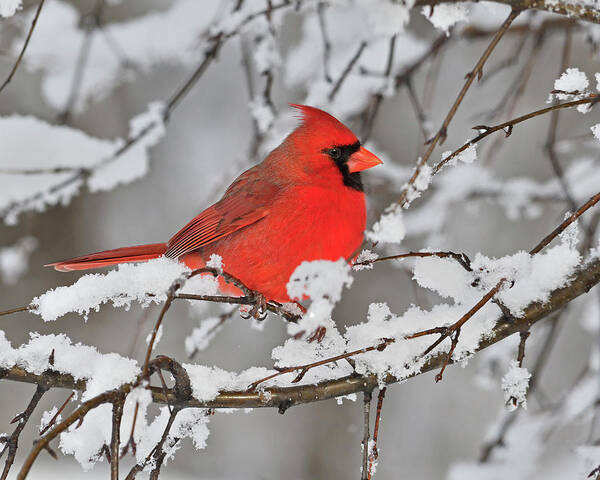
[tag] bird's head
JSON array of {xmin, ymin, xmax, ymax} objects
[{"xmin": 282, "ymin": 104, "xmax": 383, "ymax": 191}]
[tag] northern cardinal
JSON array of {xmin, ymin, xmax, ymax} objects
[{"xmin": 48, "ymin": 105, "xmax": 382, "ymax": 302}]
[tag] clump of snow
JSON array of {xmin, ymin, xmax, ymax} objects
[
  {"xmin": 422, "ymin": 4, "xmax": 470, "ymax": 35},
  {"xmin": 287, "ymin": 258, "xmax": 353, "ymax": 304},
  {"xmin": 273, "ymin": 316, "xmax": 353, "ymax": 385},
  {"xmin": 283, "ymin": 7, "xmax": 426, "ymax": 123},
  {"xmin": 0, "ymin": 236, "xmax": 37, "ymax": 284},
  {"xmin": 494, "ymin": 245, "xmax": 580, "ymax": 317},
  {"xmin": 184, "ymin": 364, "xmax": 239, "ymax": 401},
  {"xmin": 367, "ymin": 203, "xmax": 406, "ymax": 244},
  {"xmin": 185, "ymin": 317, "xmax": 224, "ymax": 356},
  {"xmin": 249, "ymin": 96, "xmax": 275, "ymax": 134},
  {"xmin": 550, "ymin": 67, "xmax": 591, "ymax": 113},
  {"xmin": 286, "ymin": 258, "xmax": 353, "ymax": 335},
  {"xmin": 206, "ymin": 253, "xmax": 223, "ymax": 271},
  {"xmin": 353, "ymin": 249, "xmax": 379, "ymax": 271},
  {"xmin": 17, "ymin": 0, "xmax": 220, "ymax": 111},
  {"xmin": 553, "ymin": 67, "xmax": 589, "ymax": 97},
  {"xmin": 253, "ymin": 33, "xmax": 281, "ymax": 74},
  {"xmin": 336, "ymin": 393, "xmax": 357, "ymax": 405},
  {"xmin": 501, "ymin": 360, "xmax": 531, "ymax": 411},
  {"xmin": 591, "ymin": 123, "xmax": 600, "ymax": 141},
  {"xmin": 32, "ymin": 257, "xmax": 189, "ymax": 321},
  {"xmin": 403, "ymin": 163, "xmax": 433, "ymax": 205},
  {"xmin": 441, "ymin": 144, "xmax": 477, "ymax": 167},
  {"xmin": 39, "ymin": 406, "xmax": 61, "ymax": 432},
  {"xmin": 0, "ymin": 103, "xmax": 165, "ymax": 224},
  {"xmin": 87, "ymin": 102, "xmax": 166, "ymax": 192},
  {"xmin": 357, "ymin": 0, "xmax": 413, "ymax": 35},
  {"xmin": 0, "ymin": 331, "xmax": 139, "ymax": 399},
  {"xmin": 136, "ymin": 407, "xmax": 211, "ymax": 470},
  {"xmin": 0, "ymin": 0, "xmax": 21, "ymax": 17}
]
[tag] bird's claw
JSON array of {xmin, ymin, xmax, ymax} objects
[
  {"xmin": 307, "ymin": 326, "xmax": 327, "ymax": 343},
  {"xmin": 240, "ymin": 293, "xmax": 268, "ymax": 320}
]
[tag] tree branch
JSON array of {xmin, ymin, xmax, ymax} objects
[
  {"xmin": 416, "ymin": 0, "xmax": 600, "ymax": 25},
  {"xmin": 2, "ymin": 258, "xmax": 598, "ymax": 411}
]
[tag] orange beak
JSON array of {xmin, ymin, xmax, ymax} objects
[{"xmin": 347, "ymin": 146, "xmax": 383, "ymax": 173}]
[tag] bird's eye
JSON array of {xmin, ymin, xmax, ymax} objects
[{"xmin": 329, "ymin": 147, "xmax": 341, "ymax": 160}]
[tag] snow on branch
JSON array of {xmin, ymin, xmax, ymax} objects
[
  {"xmin": 0, "ymin": 102, "xmax": 165, "ymax": 224},
  {"xmin": 3, "ymin": 257, "xmax": 599, "ymax": 411}
]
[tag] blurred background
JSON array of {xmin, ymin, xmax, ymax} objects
[{"xmin": 1, "ymin": 0, "xmax": 599, "ymax": 478}]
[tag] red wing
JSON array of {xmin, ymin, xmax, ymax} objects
[{"xmin": 164, "ymin": 167, "xmax": 278, "ymax": 259}]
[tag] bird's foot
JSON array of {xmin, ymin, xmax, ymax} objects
[
  {"xmin": 240, "ymin": 293, "xmax": 268, "ymax": 320},
  {"xmin": 307, "ymin": 325, "xmax": 327, "ymax": 343}
]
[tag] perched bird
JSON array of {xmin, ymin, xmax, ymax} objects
[{"xmin": 48, "ymin": 105, "xmax": 382, "ymax": 303}]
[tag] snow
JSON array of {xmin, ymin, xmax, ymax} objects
[
  {"xmin": 87, "ymin": 101, "xmax": 166, "ymax": 192},
  {"xmin": 253, "ymin": 33, "xmax": 281, "ymax": 74},
  {"xmin": 501, "ymin": 360, "xmax": 531, "ymax": 410},
  {"xmin": 0, "ymin": 102, "xmax": 165, "ymax": 224},
  {"xmin": 0, "ymin": 0, "xmax": 20, "ymax": 17},
  {"xmin": 448, "ymin": 416, "xmax": 546, "ymax": 480},
  {"xmin": 353, "ymin": 249, "xmax": 379, "ymax": 271},
  {"xmin": 286, "ymin": 259, "xmax": 353, "ymax": 336},
  {"xmin": 358, "ymin": 0, "xmax": 413, "ymax": 36},
  {"xmin": 136, "ymin": 407, "xmax": 210, "ymax": 470},
  {"xmin": 32, "ymin": 257, "xmax": 189, "ymax": 321},
  {"xmin": 403, "ymin": 163, "xmax": 433, "ymax": 205},
  {"xmin": 591, "ymin": 123, "xmax": 600, "ymax": 141},
  {"xmin": 403, "ymin": 160, "xmax": 600, "ymax": 241},
  {"xmin": 550, "ymin": 67, "xmax": 592, "ymax": 112},
  {"xmin": 184, "ymin": 364, "xmax": 239, "ymax": 401},
  {"xmin": 16, "ymin": 0, "xmax": 221, "ymax": 111},
  {"xmin": 287, "ymin": 258, "xmax": 353, "ymax": 304},
  {"xmin": 185, "ymin": 317, "xmax": 225, "ymax": 356},
  {"xmin": 367, "ymin": 203, "xmax": 406, "ymax": 244},
  {"xmin": 553, "ymin": 67, "xmax": 589, "ymax": 96},
  {"xmin": 206, "ymin": 254, "xmax": 223, "ymax": 271},
  {"xmin": 0, "ymin": 331, "xmax": 139, "ymax": 400},
  {"xmin": 250, "ymin": 96, "xmax": 276, "ymax": 134},
  {"xmin": 0, "ymin": 236, "xmax": 37, "ymax": 285},
  {"xmin": 272, "ymin": 317, "xmax": 353, "ymax": 385},
  {"xmin": 422, "ymin": 3, "xmax": 470, "ymax": 35},
  {"xmin": 441, "ymin": 144, "xmax": 477, "ymax": 168},
  {"xmin": 282, "ymin": 6, "xmax": 427, "ymax": 136},
  {"xmin": 39, "ymin": 406, "xmax": 61, "ymax": 432}
]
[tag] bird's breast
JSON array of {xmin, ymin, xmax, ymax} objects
[{"xmin": 199, "ymin": 185, "xmax": 366, "ymax": 301}]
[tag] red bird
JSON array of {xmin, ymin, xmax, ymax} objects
[{"xmin": 48, "ymin": 105, "xmax": 382, "ymax": 302}]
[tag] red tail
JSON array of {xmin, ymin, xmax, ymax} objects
[{"xmin": 46, "ymin": 243, "xmax": 167, "ymax": 272}]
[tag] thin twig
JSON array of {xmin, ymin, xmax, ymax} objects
[
  {"xmin": 39, "ymin": 391, "xmax": 75, "ymax": 436},
  {"xmin": 0, "ymin": 385, "xmax": 47, "ymax": 480},
  {"xmin": 361, "ymin": 390, "xmax": 372, "ymax": 480},
  {"xmin": 360, "ymin": 35, "xmax": 396, "ymax": 141},
  {"xmin": 367, "ymin": 388, "xmax": 386, "ymax": 480},
  {"xmin": 0, "ymin": 0, "xmax": 46, "ymax": 95},
  {"xmin": 328, "ymin": 41, "xmax": 367, "ymax": 101},
  {"xmin": 110, "ymin": 396, "xmax": 125, "ymax": 480},
  {"xmin": 317, "ymin": 2, "xmax": 332, "ymax": 83},
  {"xmin": 545, "ymin": 25, "xmax": 578, "ymax": 212},
  {"xmin": 409, "ymin": 191, "xmax": 600, "ymax": 366},
  {"xmin": 433, "ymin": 94, "xmax": 600, "ymax": 174},
  {"xmin": 247, "ymin": 338, "xmax": 395, "ymax": 391},
  {"xmin": 354, "ymin": 250, "xmax": 472, "ymax": 271},
  {"xmin": 398, "ymin": 9, "xmax": 521, "ymax": 208},
  {"xmin": 2, "ymin": 258, "xmax": 599, "ymax": 412},
  {"xmin": 17, "ymin": 390, "xmax": 115, "ymax": 480},
  {"xmin": 124, "ymin": 407, "xmax": 181, "ymax": 480},
  {"xmin": 517, "ymin": 330, "xmax": 531, "ymax": 367},
  {"xmin": 0, "ymin": 305, "xmax": 32, "ymax": 317}
]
